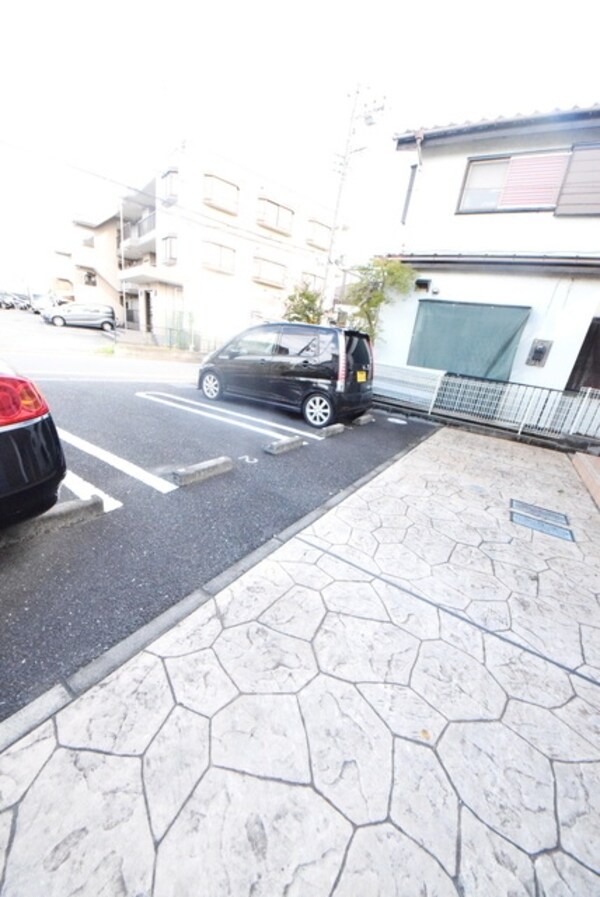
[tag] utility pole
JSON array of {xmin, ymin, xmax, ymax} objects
[{"xmin": 323, "ymin": 86, "xmax": 385, "ymax": 307}]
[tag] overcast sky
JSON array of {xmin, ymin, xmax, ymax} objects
[{"xmin": 1, "ymin": 0, "xmax": 597, "ymax": 289}]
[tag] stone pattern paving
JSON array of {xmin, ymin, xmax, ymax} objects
[{"xmin": 1, "ymin": 428, "xmax": 599, "ymax": 896}]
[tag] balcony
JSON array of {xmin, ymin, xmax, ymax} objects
[
  {"xmin": 118, "ymin": 255, "xmax": 182, "ymax": 287},
  {"xmin": 120, "ymin": 212, "xmax": 157, "ymax": 258}
]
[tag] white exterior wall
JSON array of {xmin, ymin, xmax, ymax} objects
[
  {"xmin": 379, "ymin": 120, "xmax": 600, "ymax": 391},
  {"xmin": 67, "ymin": 220, "xmax": 122, "ymax": 312},
  {"xmin": 378, "ymin": 271, "xmax": 600, "ymax": 390},
  {"xmin": 401, "ymin": 124, "xmax": 600, "ymax": 256}
]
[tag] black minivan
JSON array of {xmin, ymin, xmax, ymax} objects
[{"xmin": 198, "ymin": 322, "xmax": 373, "ymax": 427}]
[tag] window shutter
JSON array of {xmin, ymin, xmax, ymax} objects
[
  {"xmin": 555, "ymin": 145, "xmax": 600, "ymax": 215},
  {"xmin": 498, "ymin": 153, "xmax": 570, "ymax": 208}
]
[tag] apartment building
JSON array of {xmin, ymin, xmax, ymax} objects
[
  {"xmin": 52, "ymin": 216, "xmax": 122, "ymax": 312},
  {"xmin": 116, "ymin": 141, "xmax": 333, "ymax": 347},
  {"xmin": 378, "ymin": 106, "xmax": 600, "ymax": 392}
]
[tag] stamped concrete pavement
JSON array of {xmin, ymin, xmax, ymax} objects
[{"xmin": 1, "ymin": 427, "xmax": 599, "ymax": 896}]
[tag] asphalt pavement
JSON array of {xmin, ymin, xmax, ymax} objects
[
  {"xmin": 1, "ymin": 426, "xmax": 599, "ymax": 896},
  {"xmin": 0, "ymin": 367, "xmax": 436, "ymax": 722}
]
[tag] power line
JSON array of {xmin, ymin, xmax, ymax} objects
[{"xmin": 0, "ymin": 138, "xmax": 335, "ymax": 259}]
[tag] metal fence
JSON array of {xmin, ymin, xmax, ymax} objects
[
  {"xmin": 374, "ymin": 364, "xmax": 600, "ymax": 441},
  {"xmin": 118, "ymin": 326, "xmax": 219, "ymax": 355},
  {"xmin": 146, "ymin": 327, "xmax": 219, "ymax": 354}
]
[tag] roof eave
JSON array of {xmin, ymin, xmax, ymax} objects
[
  {"xmin": 395, "ymin": 107, "xmax": 600, "ymax": 150},
  {"xmin": 387, "ymin": 253, "xmax": 600, "ymax": 275}
]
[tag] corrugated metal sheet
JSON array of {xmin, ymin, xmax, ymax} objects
[{"xmin": 556, "ymin": 145, "xmax": 600, "ymax": 215}]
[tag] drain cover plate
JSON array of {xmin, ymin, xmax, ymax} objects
[{"xmin": 510, "ymin": 500, "xmax": 574, "ymax": 541}]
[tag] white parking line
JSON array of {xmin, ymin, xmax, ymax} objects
[
  {"xmin": 57, "ymin": 429, "xmax": 178, "ymax": 494},
  {"xmin": 63, "ymin": 471, "xmax": 123, "ymax": 513},
  {"xmin": 137, "ymin": 391, "xmax": 324, "ymax": 441}
]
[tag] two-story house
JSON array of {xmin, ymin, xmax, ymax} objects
[
  {"xmin": 378, "ymin": 106, "xmax": 600, "ymax": 394},
  {"xmin": 116, "ymin": 140, "xmax": 333, "ymax": 346}
]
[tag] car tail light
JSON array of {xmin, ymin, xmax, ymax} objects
[
  {"xmin": 336, "ymin": 331, "xmax": 346, "ymax": 392},
  {"xmin": 0, "ymin": 376, "xmax": 49, "ymax": 427},
  {"xmin": 367, "ymin": 338, "xmax": 374, "ymax": 378}
]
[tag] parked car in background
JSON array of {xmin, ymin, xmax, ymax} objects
[
  {"xmin": 0, "ymin": 361, "xmax": 66, "ymax": 528},
  {"xmin": 198, "ymin": 322, "xmax": 373, "ymax": 427},
  {"xmin": 0, "ymin": 293, "xmax": 15, "ymax": 309},
  {"xmin": 42, "ymin": 303, "xmax": 117, "ymax": 331},
  {"xmin": 9, "ymin": 294, "xmax": 30, "ymax": 310},
  {"xmin": 31, "ymin": 294, "xmax": 71, "ymax": 314}
]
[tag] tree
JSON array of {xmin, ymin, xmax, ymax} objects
[
  {"xmin": 283, "ymin": 282, "xmax": 324, "ymax": 324},
  {"xmin": 345, "ymin": 258, "xmax": 414, "ymax": 342}
]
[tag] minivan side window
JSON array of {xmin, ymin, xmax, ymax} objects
[
  {"xmin": 227, "ymin": 326, "xmax": 279, "ymax": 357},
  {"xmin": 318, "ymin": 330, "xmax": 338, "ymax": 363},
  {"xmin": 278, "ymin": 327, "xmax": 319, "ymax": 357}
]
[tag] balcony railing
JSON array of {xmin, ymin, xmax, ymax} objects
[
  {"xmin": 139, "ymin": 212, "xmax": 156, "ymax": 236},
  {"xmin": 120, "ymin": 213, "xmax": 156, "ymax": 245}
]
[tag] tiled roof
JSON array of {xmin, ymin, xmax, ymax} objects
[{"xmin": 395, "ymin": 104, "xmax": 600, "ymax": 146}]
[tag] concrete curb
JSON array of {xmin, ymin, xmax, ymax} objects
[
  {"xmin": 263, "ymin": 436, "xmax": 305, "ymax": 455},
  {"xmin": 0, "ymin": 496, "xmax": 103, "ymax": 548},
  {"xmin": 0, "ymin": 685, "xmax": 72, "ymax": 753},
  {"xmin": 320, "ymin": 423, "xmax": 345, "ymax": 438},
  {"xmin": 352, "ymin": 413, "xmax": 376, "ymax": 426},
  {"xmin": 169, "ymin": 456, "xmax": 233, "ymax": 486},
  {"xmin": 67, "ymin": 587, "xmax": 214, "ymax": 696}
]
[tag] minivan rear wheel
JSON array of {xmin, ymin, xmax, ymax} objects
[
  {"xmin": 52, "ymin": 316, "xmax": 65, "ymax": 327},
  {"xmin": 101, "ymin": 321, "xmax": 114, "ymax": 332},
  {"xmin": 303, "ymin": 393, "xmax": 334, "ymax": 428},
  {"xmin": 200, "ymin": 370, "xmax": 222, "ymax": 400}
]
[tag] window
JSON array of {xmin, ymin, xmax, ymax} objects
[
  {"xmin": 228, "ymin": 326, "xmax": 279, "ymax": 357},
  {"xmin": 257, "ymin": 198, "xmax": 293, "ymax": 234},
  {"xmin": 84, "ymin": 271, "xmax": 96, "ymax": 286},
  {"xmin": 162, "ymin": 235, "xmax": 177, "ymax": 265},
  {"xmin": 307, "ymin": 220, "xmax": 331, "ymax": 249},
  {"xmin": 253, "ymin": 257, "xmax": 286, "ymax": 288},
  {"xmin": 278, "ymin": 327, "xmax": 319, "ymax": 357},
  {"xmin": 161, "ymin": 168, "xmax": 178, "ymax": 205},
  {"xmin": 459, "ymin": 152, "xmax": 570, "ymax": 212},
  {"xmin": 204, "ymin": 175, "xmax": 239, "ymax": 214},
  {"xmin": 555, "ymin": 145, "xmax": 600, "ymax": 216},
  {"xmin": 202, "ymin": 242, "xmax": 235, "ymax": 274}
]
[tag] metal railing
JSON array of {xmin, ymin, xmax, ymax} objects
[
  {"xmin": 373, "ymin": 364, "xmax": 600, "ymax": 441},
  {"xmin": 138, "ymin": 212, "xmax": 156, "ymax": 236},
  {"xmin": 149, "ymin": 327, "xmax": 219, "ymax": 354}
]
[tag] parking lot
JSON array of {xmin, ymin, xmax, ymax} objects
[{"xmin": 0, "ymin": 310, "xmax": 437, "ymax": 720}]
